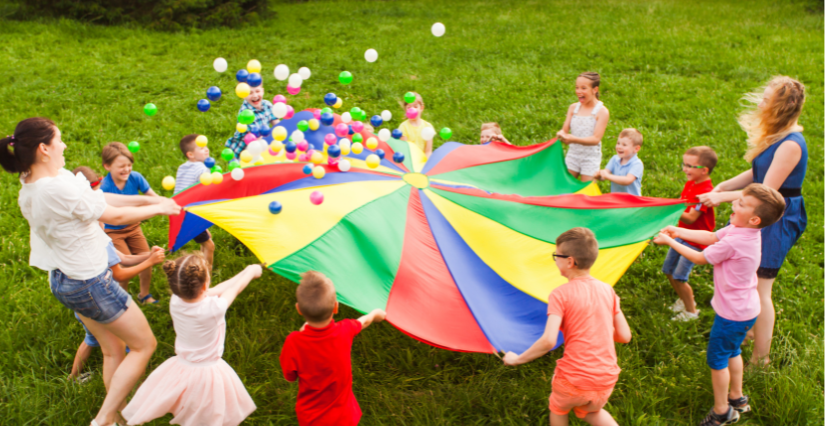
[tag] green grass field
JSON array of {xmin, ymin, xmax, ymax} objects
[{"xmin": 0, "ymin": 1, "xmax": 822, "ymax": 424}]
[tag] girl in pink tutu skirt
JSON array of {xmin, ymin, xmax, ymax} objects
[{"xmin": 122, "ymin": 252, "xmax": 262, "ymax": 426}]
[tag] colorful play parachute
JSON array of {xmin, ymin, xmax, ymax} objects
[{"xmin": 169, "ymin": 112, "xmax": 684, "ymax": 354}]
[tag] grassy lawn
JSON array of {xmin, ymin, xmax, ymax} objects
[{"xmin": 0, "ymin": 0, "xmax": 822, "ymax": 424}]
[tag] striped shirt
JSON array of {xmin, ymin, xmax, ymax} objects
[
  {"xmin": 175, "ymin": 161, "xmax": 210, "ymax": 195},
  {"xmin": 225, "ymin": 100, "xmax": 278, "ymax": 157}
]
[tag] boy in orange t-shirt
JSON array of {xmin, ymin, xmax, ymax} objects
[{"xmin": 504, "ymin": 227, "xmax": 632, "ymax": 426}]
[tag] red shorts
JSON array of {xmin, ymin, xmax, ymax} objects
[{"xmin": 548, "ymin": 375, "xmax": 615, "ymax": 419}]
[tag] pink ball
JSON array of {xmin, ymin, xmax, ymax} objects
[
  {"xmin": 287, "ymin": 85, "xmax": 301, "ymax": 95},
  {"xmin": 310, "ymin": 191, "xmax": 324, "ymax": 205},
  {"xmin": 406, "ymin": 107, "xmax": 419, "ymax": 120},
  {"xmin": 273, "ymin": 94, "xmax": 287, "ymax": 104},
  {"xmin": 297, "ymin": 141, "xmax": 309, "ymax": 152},
  {"xmin": 286, "ymin": 151, "xmax": 297, "ymax": 160},
  {"xmin": 351, "ymin": 121, "xmax": 364, "ymax": 133},
  {"xmin": 243, "ymin": 133, "xmax": 257, "ymax": 143},
  {"xmin": 335, "ymin": 123, "xmax": 349, "ymax": 137},
  {"xmin": 328, "ymin": 157, "xmax": 339, "ymax": 167},
  {"xmin": 306, "ymin": 149, "xmax": 315, "ymax": 158},
  {"xmin": 285, "ymin": 105, "xmax": 295, "ymax": 120},
  {"xmin": 324, "ymin": 134, "xmax": 337, "ymax": 145},
  {"xmin": 313, "ymin": 110, "xmax": 321, "ymax": 120},
  {"xmin": 298, "ymin": 153, "xmax": 308, "ymax": 162},
  {"xmin": 269, "ymin": 148, "xmax": 277, "ymax": 156}
]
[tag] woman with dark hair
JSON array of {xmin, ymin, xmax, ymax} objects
[
  {"xmin": 0, "ymin": 118, "xmax": 181, "ymax": 426},
  {"xmin": 699, "ymin": 76, "xmax": 808, "ymax": 367}
]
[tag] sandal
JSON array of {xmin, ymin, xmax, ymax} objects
[{"xmin": 138, "ymin": 293, "xmax": 159, "ymax": 305}]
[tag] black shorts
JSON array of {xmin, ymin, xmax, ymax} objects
[{"xmin": 193, "ymin": 230, "xmax": 211, "ymax": 244}]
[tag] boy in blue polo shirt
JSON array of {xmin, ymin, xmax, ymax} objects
[{"xmin": 597, "ymin": 129, "xmax": 644, "ymax": 196}]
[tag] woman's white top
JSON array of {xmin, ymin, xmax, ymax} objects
[{"xmin": 18, "ymin": 168, "xmax": 110, "ymax": 280}]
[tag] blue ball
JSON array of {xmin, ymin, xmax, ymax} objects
[
  {"xmin": 247, "ymin": 124, "xmax": 260, "ymax": 136},
  {"xmin": 268, "ymin": 201, "xmax": 283, "ymax": 214},
  {"xmin": 320, "ymin": 112, "xmax": 335, "ymax": 126},
  {"xmin": 246, "ymin": 73, "xmax": 262, "ymax": 88},
  {"xmin": 393, "ymin": 152, "xmax": 405, "ymax": 163},
  {"xmin": 348, "ymin": 125, "xmax": 354, "ymax": 135},
  {"xmin": 206, "ymin": 86, "xmax": 222, "ymax": 101},
  {"xmin": 285, "ymin": 141, "xmax": 297, "ymax": 153},
  {"xmin": 236, "ymin": 69, "xmax": 249, "ymax": 82},
  {"xmin": 376, "ymin": 149, "xmax": 385, "ymax": 160},
  {"xmin": 204, "ymin": 157, "xmax": 216, "ymax": 169},
  {"xmin": 392, "ymin": 129, "xmax": 403, "ymax": 139},
  {"xmin": 370, "ymin": 115, "xmax": 383, "ymax": 127},
  {"xmin": 328, "ymin": 144, "xmax": 341, "ymax": 158},
  {"xmin": 259, "ymin": 124, "xmax": 271, "ymax": 137},
  {"xmin": 197, "ymin": 99, "xmax": 211, "ymax": 112},
  {"xmin": 324, "ymin": 93, "xmax": 337, "ymax": 106},
  {"xmin": 302, "ymin": 164, "xmax": 313, "ymax": 175}
]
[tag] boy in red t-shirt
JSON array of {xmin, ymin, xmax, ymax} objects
[
  {"xmin": 280, "ymin": 271, "xmax": 386, "ymax": 426},
  {"xmin": 662, "ymin": 146, "xmax": 718, "ymax": 321},
  {"xmin": 503, "ymin": 227, "xmax": 632, "ymax": 426}
]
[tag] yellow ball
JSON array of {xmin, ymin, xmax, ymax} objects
[
  {"xmin": 333, "ymin": 98, "xmax": 343, "ymax": 109},
  {"xmin": 254, "ymin": 157, "xmax": 265, "ymax": 166},
  {"xmin": 308, "ymin": 119, "xmax": 320, "ymax": 131},
  {"xmin": 240, "ymin": 150, "xmax": 253, "ymax": 163},
  {"xmin": 272, "ymin": 126, "xmax": 288, "ymax": 141},
  {"xmin": 366, "ymin": 137, "xmax": 378, "ymax": 151},
  {"xmin": 352, "ymin": 142, "xmax": 364, "ymax": 154},
  {"xmin": 312, "ymin": 166, "xmax": 326, "ymax": 179},
  {"xmin": 270, "ymin": 140, "xmax": 284, "ymax": 153},
  {"xmin": 236, "ymin": 83, "xmax": 251, "ymax": 98},
  {"xmin": 340, "ymin": 144, "xmax": 351, "ymax": 156},
  {"xmin": 311, "ymin": 151, "xmax": 323, "ymax": 164},
  {"xmin": 195, "ymin": 135, "xmax": 208, "ymax": 147},
  {"xmin": 162, "ymin": 176, "xmax": 176, "ymax": 191},
  {"xmin": 247, "ymin": 59, "xmax": 262, "ymax": 73},
  {"xmin": 366, "ymin": 154, "xmax": 380, "ymax": 169},
  {"xmin": 236, "ymin": 123, "xmax": 248, "ymax": 133},
  {"xmin": 199, "ymin": 172, "xmax": 213, "ymax": 185},
  {"xmin": 211, "ymin": 171, "xmax": 223, "ymax": 184}
]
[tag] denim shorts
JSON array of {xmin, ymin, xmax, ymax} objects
[
  {"xmin": 707, "ymin": 314, "xmax": 757, "ymax": 370},
  {"xmin": 50, "ymin": 268, "xmax": 132, "ymax": 325},
  {"xmin": 74, "ymin": 312, "xmax": 100, "ymax": 347},
  {"xmin": 661, "ymin": 238, "xmax": 701, "ymax": 282}
]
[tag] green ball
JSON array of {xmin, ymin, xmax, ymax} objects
[
  {"xmin": 339, "ymin": 71, "xmax": 353, "ymax": 85},
  {"xmin": 440, "ymin": 127, "xmax": 452, "ymax": 140},
  {"xmin": 404, "ymin": 92, "xmax": 416, "ymax": 104},
  {"xmin": 228, "ymin": 160, "xmax": 240, "ymax": 171},
  {"xmin": 238, "ymin": 109, "xmax": 255, "ymax": 125},
  {"xmin": 211, "ymin": 165, "xmax": 223, "ymax": 174},
  {"xmin": 297, "ymin": 120, "xmax": 309, "ymax": 132},
  {"xmin": 352, "ymin": 134, "xmax": 363, "ymax": 143},
  {"xmin": 143, "ymin": 103, "xmax": 157, "ymax": 116},
  {"xmin": 221, "ymin": 148, "xmax": 234, "ymax": 162},
  {"xmin": 321, "ymin": 107, "xmax": 333, "ymax": 115},
  {"xmin": 127, "ymin": 141, "xmax": 140, "ymax": 153},
  {"xmin": 350, "ymin": 107, "xmax": 361, "ymax": 116}
]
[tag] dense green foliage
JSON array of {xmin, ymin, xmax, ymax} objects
[{"xmin": 0, "ymin": 1, "xmax": 822, "ymax": 424}]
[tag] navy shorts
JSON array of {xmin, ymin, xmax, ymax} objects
[
  {"xmin": 50, "ymin": 268, "xmax": 132, "ymax": 325},
  {"xmin": 707, "ymin": 314, "xmax": 757, "ymax": 370},
  {"xmin": 661, "ymin": 238, "xmax": 701, "ymax": 282}
]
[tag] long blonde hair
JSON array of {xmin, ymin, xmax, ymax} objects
[{"xmin": 739, "ymin": 76, "xmax": 805, "ymax": 162}]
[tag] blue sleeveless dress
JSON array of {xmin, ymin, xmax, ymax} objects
[{"xmin": 752, "ymin": 132, "xmax": 807, "ymax": 275}]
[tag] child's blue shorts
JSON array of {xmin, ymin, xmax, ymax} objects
[
  {"xmin": 707, "ymin": 314, "xmax": 757, "ymax": 370},
  {"xmin": 661, "ymin": 238, "xmax": 701, "ymax": 282},
  {"xmin": 74, "ymin": 312, "xmax": 100, "ymax": 348}
]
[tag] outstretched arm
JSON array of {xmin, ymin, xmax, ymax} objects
[
  {"xmin": 653, "ymin": 231, "xmax": 710, "ymax": 265},
  {"xmin": 207, "ymin": 264, "xmax": 263, "ymax": 307},
  {"xmin": 99, "ymin": 199, "xmax": 180, "ymax": 226},
  {"xmin": 357, "ymin": 309, "xmax": 387, "ymax": 330},
  {"xmin": 503, "ymin": 314, "xmax": 561, "ymax": 366},
  {"xmin": 111, "ymin": 247, "xmax": 165, "ymax": 282}
]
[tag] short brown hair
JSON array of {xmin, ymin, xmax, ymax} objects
[
  {"xmin": 556, "ymin": 227, "xmax": 599, "ymax": 269},
  {"xmin": 72, "ymin": 166, "xmax": 101, "ymax": 187},
  {"xmin": 180, "ymin": 134, "xmax": 199, "ymax": 158},
  {"xmin": 685, "ymin": 146, "xmax": 718, "ymax": 174},
  {"xmin": 742, "ymin": 184, "xmax": 786, "ymax": 228},
  {"xmin": 296, "ymin": 271, "xmax": 336, "ymax": 323},
  {"xmin": 619, "ymin": 128, "xmax": 643, "ymax": 147},
  {"xmin": 481, "ymin": 122, "xmax": 502, "ymax": 135},
  {"xmin": 101, "ymin": 142, "xmax": 133, "ymax": 165},
  {"xmin": 163, "ymin": 252, "xmax": 209, "ymax": 300}
]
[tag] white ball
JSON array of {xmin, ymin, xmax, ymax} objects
[
  {"xmin": 378, "ymin": 128, "xmax": 391, "ymax": 142},
  {"xmin": 231, "ymin": 167, "xmax": 245, "ymax": 181},
  {"xmin": 381, "ymin": 110, "xmax": 392, "ymax": 122},
  {"xmin": 341, "ymin": 112, "xmax": 352, "ymax": 123},
  {"xmin": 421, "ymin": 127, "xmax": 436, "ymax": 141},
  {"xmin": 431, "ymin": 22, "xmax": 446, "ymax": 37},
  {"xmin": 364, "ymin": 49, "xmax": 378, "ymax": 63},
  {"xmin": 288, "ymin": 73, "xmax": 303, "ymax": 88},
  {"xmin": 292, "ymin": 130, "xmax": 305, "ymax": 143},
  {"xmin": 253, "ymin": 155, "xmax": 263, "ymax": 164},
  {"xmin": 338, "ymin": 139, "xmax": 351, "ymax": 151},
  {"xmin": 273, "ymin": 102, "xmax": 288, "ymax": 119},
  {"xmin": 274, "ymin": 64, "xmax": 290, "ymax": 81},
  {"xmin": 298, "ymin": 67, "xmax": 311, "ymax": 80},
  {"xmin": 249, "ymin": 141, "xmax": 265, "ymax": 155},
  {"xmin": 338, "ymin": 159, "xmax": 351, "ymax": 172},
  {"xmin": 213, "ymin": 57, "xmax": 228, "ymax": 73}
]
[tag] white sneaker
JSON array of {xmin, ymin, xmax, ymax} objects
[
  {"xmin": 672, "ymin": 310, "xmax": 700, "ymax": 322},
  {"xmin": 669, "ymin": 299, "xmax": 685, "ymax": 313}
]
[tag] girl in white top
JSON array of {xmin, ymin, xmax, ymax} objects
[
  {"xmin": 0, "ymin": 117, "xmax": 180, "ymax": 426},
  {"xmin": 556, "ymin": 72, "xmax": 611, "ymax": 182}
]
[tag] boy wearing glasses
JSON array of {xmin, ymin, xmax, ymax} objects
[
  {"xmin": 503, "ymin": 228, "xmax": 632, "ymax": 426},
  {"xmin": 662, "ymin": 146, "xmax": 718, "ymax": 321}
]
